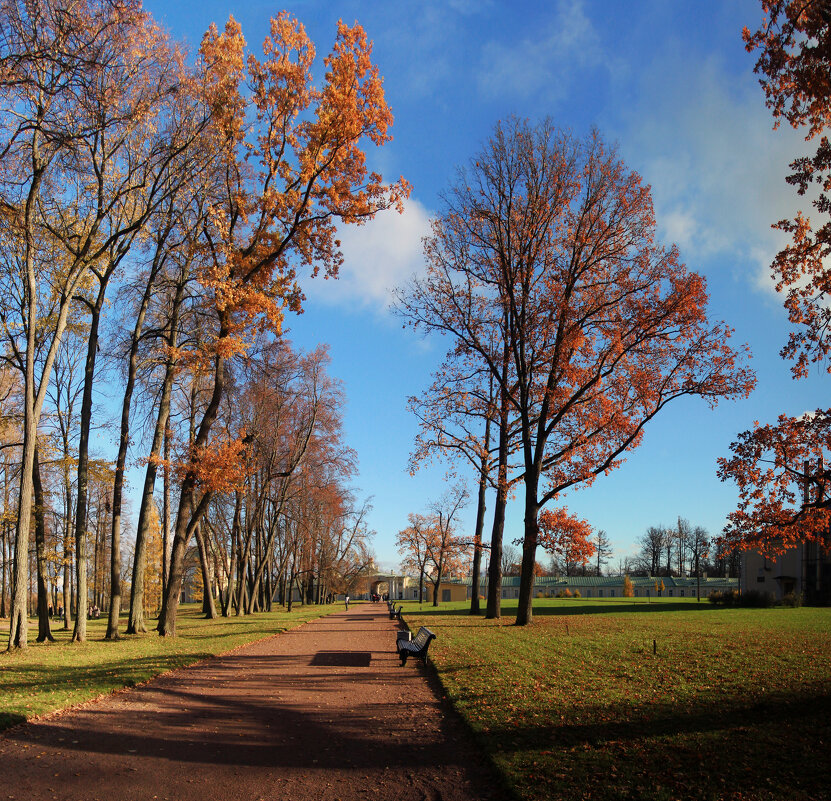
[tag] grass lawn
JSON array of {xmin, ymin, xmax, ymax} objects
[
  {"xmin": 0, "ymin": 602, "xmax": 336, "ymax": 732},
  {"xmin": 401, "ymin": 597, "xmax": 831, "ymax": 801}
]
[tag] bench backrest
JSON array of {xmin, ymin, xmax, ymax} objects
[{"xmin": 412, "ymin": 626, "xmax": 436, "ymax": 648}]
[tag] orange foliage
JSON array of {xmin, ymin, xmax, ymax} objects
[
  {"xmin": 195, "ymin": 13, "xmax": 410, "ymax": 342},
  {"xmin": 718, "ymin": 411, "xmax": 831, "ymax": 555},
  {"xmin": 538, "ymin": 508, "xmax": 596, "ymax": 569},
  {"xmin": 718, "ymin": 5, "xmax": 831, "ymax": 555},
  {"xmin": 183, "ymin": 433, "xmax": 250, "ymax": 493},
  {"xmin": 744, "ymin": 3, "xmax": 831, "ymax": 379}
]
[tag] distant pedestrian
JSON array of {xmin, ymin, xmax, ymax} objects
[{"xmin": 344, "ymin": 594, "xmax": 350, "ymax": 611}]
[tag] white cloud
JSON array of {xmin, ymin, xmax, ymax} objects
[
  {"xmin": 303, "ymin": 198, "xmax": 432, "ymax": 312},
  {"xmin": 614, "ymin": 49, "xmax": 809, "ymax": 289},
  {"xmin": 478, "ymin": 0, "xmax": 607, "ymax": 101}
]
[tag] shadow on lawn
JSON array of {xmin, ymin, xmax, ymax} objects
[
  {"xmin": 479, "ymin": 690, "xmax": 831, "ymax": 801},
  {"xmin": 403, "ymin": 601, "xmax": 719, "ymax": 618},
  {"xmin": 0, "ymin": 652, "xmax": 213, "ymax": 709}
]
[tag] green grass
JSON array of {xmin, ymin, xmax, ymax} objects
[
  {"xmin": 0, "ymin": 602, "xmax": 336, "ymax": 731},
  {"xmin": 401, "ymin": 598, "xmax": 831, "ymax": 801}
]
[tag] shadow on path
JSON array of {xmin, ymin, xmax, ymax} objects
[{"xmin": 0, "ymin": 604, "xmax": 501, "ymax": 801}]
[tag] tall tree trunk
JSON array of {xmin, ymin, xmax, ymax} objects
[
  {"xmin": 107, "ymin": 264, "xmax": 160, "ymax": 639},
  {"xmin": 223, "ymin": 493, "xmax": 242, "ymax": 617},
  {"xmin": 0, "ymin": 519, "xmax": 7, "ymax": 619},
  {"xmin": 127, "ymin": 275, "xmax": 185, "ymax": 634},
  {"xmin": 516, "ymin": 467, "xmax": 540, "ymax": 627},
  {"xmin": 158, "ymin": 314, "xmax": 229, "ymax": 636},
  {"xmin": 195, "ymin": 524, "xmax": 217, "ymax": 619},
  {"xmin": 162, "ymin": 421, "xmax": 171, "ymax": 597},
  {"xmin": 236, "ymin": 530, "xmax": 251, "ymax": 616},
  {"xmin": 8, "ymin": 308, "xmax": 38, "ymax": 649},
  {"xmin": 485, "ymin": 450, "xmax": 508, "ymax": 620},
  {"xmin": 158, "ymin": 346, "xmax": 230, "ymax": 637},
  {"xmin": 126, "ymin": 379, "xmax": 173, "ymax": 634},
  {"xmin": 470, "ymin": 407, "xmax": 492, "ymax": 615},
  {"xmin": 71, "ymin": 290, "xmax": 109, "ymax": 643},
  {"xmin": 33, "ymin": 448, "xmax": 54, "ymax": 643},
  {"xmin": 7, "ymin": 156, "xmax": 48, "ymax": 651},
  {"xmin": 485, "ymin": 367, "xmax": 510, "ymax": 620}
]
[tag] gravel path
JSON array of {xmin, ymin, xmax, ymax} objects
[{"xmin": 0, "ymin": 603, "xmax": 501, "ymax": 801}]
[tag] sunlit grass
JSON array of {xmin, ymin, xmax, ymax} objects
[
  {"xmin": 401, "ymin": 598, "xmax": 831, "ymax": 801},
  {"xmin": 0, "ymin": 602, "xmax": 336, "ymax": 731}
]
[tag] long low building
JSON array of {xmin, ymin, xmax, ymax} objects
[
  {"xmin": 466, "ymin": 574, "xmax": 737, "ymax": 600},
  {"xmin": 390, "ymin": 574, "xmax": 738, "ymax": 603}
]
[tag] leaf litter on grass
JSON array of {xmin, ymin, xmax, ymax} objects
[{"xmin": 402, "ymin": 599, "xmax": 831, "ymax": 801}]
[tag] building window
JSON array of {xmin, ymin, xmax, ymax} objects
[
  {"xmin": 442, "ymin": 589, "xmax": 451, "ymax": 602},
  {"xmin": 598, "ymin": 589, "xmax": 603, "ymax": 597},
  {"xmin": 610, "ymin": 589, "xmax": 614, "ymax": 597}
]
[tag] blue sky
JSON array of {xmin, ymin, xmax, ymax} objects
[{"xmin": 138, "ymin": 0, "xmax": 828, "ymax": 571}]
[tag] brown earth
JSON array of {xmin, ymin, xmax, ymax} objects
[{"xmin": 0, "ymin": 603, "xmax": 504, "ymax": 801}]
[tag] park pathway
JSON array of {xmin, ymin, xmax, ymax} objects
[{"xmin": 0, "ymin": 604, "xmax": 500, "ymax": 801}]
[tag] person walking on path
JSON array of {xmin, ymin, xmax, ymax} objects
[{"xmin": 344, "ymin": 593, "xmax": 350, "ymax": 610}]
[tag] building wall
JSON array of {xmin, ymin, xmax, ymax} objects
[
  {"xmin": 467, "ymin": 575, "xmax": 737, "ymax": 600},
  {"xmin": 741, "ymin": 542, "xmax": 831, "ymax": 603}
]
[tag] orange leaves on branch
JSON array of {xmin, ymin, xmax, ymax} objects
[
  {"xmin": 717, "ymin": 409, "xmax": 831, "ymax": 555},
  {"xmin": 718, "ymin": 4, "xmax": 831, "ymax": 558},
  {"xmin": 179, "ymin": 432, "xmax": 251, "ymax": 493},
  {"xmin": 744, "ymin": 2, "xmax": 831, "ymax": 378},
  {"xmin": 538, "ymin": 508, "xmax": 596, "ymax": 567},
  {"xmin": 196, "ymin": 11, "xmax": 409, "ymax": 342},
  {"xmin": 743, "ymin": 1, "xmax": 831, "ymax": 137}
]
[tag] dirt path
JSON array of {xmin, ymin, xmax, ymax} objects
[{"xmin": 0, "ymin": 604, "xmax": 501, "ymax": 801}]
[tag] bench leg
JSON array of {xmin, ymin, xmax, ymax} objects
[{"xmin": 399, "ymin": 651, "xmax": 408, "ymax": 666}]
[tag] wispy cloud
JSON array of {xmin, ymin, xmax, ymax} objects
[
  {"xmin": 303, "ymin": 198, "xmax": 432, "ymax": 312},
  {"xmin": 477, "ymin": 0, "xmax": 607, "ymax": 101},
  {"xmin": 614, "ymin": 49, "xmax": 809, "ymax": 289}
]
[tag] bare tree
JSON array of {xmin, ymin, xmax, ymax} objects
[{"xmin": 594, "ymin": 529, "xmax": 613, "ymax": 576}]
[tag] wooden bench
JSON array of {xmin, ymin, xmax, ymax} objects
[
  {"xmin": 397, "ymin": 626, "xmax": 436, "ymax": 666},
  {"xmin": 388, "ymin": 604, "xmax": 402, "ymax": 620}
]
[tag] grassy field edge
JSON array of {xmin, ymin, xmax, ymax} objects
[
  {"xmin": 398, "ymin": 597, "xmax": 831, "ymax": 801},
  {"xmin": 0, "ymin": 603, "xmax": 337, "ymax": 732}
]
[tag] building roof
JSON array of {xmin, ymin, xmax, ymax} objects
[{"xmin": 455, "ymin": 575, "xmax": 737, "ymax": 588}]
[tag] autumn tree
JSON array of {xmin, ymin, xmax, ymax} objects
[
  {"xmin": 623, "ymin": 574, "xmax": 634, "ymax": 598},
  {"xmin": 397, "ymin": 486, "xmax": 470, "ymax": 606},
  {"xmin": 538, "ymin": 508, "xmax": 596, "ymax": 577},
  {"xmin": 406, "ymin": 350, "xmax": 518, "ymax": 614},
  {"xmin": 0, "ymin": 0, "xmax": 195, "ymax": 648},
  {"xmin": 397, "ymin": 513, "xmax": 433, "ymax": 604},
  {"xmin": 689, "ymin": 524, "xmax": 709, "ymax": 600},
  {"xmin": 156, "ymin": 13, "xmax": 408, "ymax": 636},
  {"xmin": 718, "ymin": 4, "xmax": 831, "ymax": 554},
  {"xmin": 399, "ymin": 117, "xmax": 755, "ymax": 625},
  {"xmin": 424, "ymin": 484, "xmax": 470, "ymax": 606}
]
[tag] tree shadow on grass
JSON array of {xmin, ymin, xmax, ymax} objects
[
  {"xmin": 403, "ymin": 601, "xmax": 722, "ymax": 620},
  {"xmin": 476, "ymin": 690, "xmax": 831, "ymax": 801}
]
